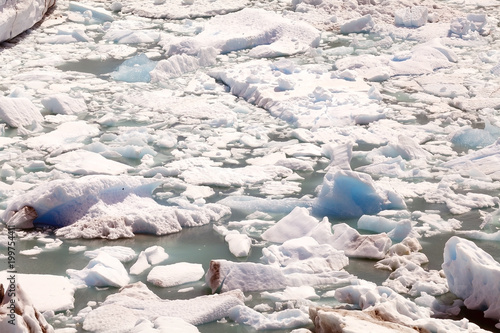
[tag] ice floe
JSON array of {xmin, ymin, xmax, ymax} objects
[
  {"xmin": 147, "ymin": 262, "xmax": 204, "ymax": 287},
  {"xmin": 81, "ymin": 282, "xmax": 244, "ymax": 329}
]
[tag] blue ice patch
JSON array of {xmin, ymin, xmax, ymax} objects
[{"xmin": 111, "ymin": 54, "xmax": 157, "ymax": 83}]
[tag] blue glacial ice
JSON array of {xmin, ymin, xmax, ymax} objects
[{"xmin": 111, "ymin": 54, "xmax": 157, "ymax": 83}]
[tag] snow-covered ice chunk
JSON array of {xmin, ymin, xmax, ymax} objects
[
  {"xmin": 111, "ymin": 54, "xmax": 157, "ymax": 83},
  {"xmin": 84, "ymin": 246, "xmax": 136, "ymax": 263},
  {"xmin": 150, "ymin": 54, "xmax": 200, "ymax": 81},
  {"xmin": 333, "ymin": 281, "xmax": 487, "ymax": 332},
  {"xmin": 229, "ymin": 305, "xmax": 311, "ymax": 330},
  {"xmin": 443, "ymin": 236, "xmax": 500, "ymax": 323},
  {"xmin": 450, "ymin": 127, "xmax": 496, "ymax": 149},
  {"xmin": 261, "ymin": 207, "xmax": 318, "ymax": 243},
  {"xmin": 147, "ymin": 262, "xmax": 204, "ymax": 287},
  {"xmin": 310, "ymin": 307, "xmax": 418, "ymax": 333},
  {"xmin": 261, "ymin": 285, "xmax": 319, "ymax": 301},
  {"xmin": 41, "ymin": 93, "xmax": 87, "ymax": 115},
  {"xmin": 68, "ymin": 1, "xmax": 114, "ymax": 22},
  {"xmin": 165, "ymin": 8, "xmax": 320, "ymax": 58},
  {"xmin": 26, "ymin": 121, "xmax": 100, "ymax": 152},
  {"xmin": 81, "ymin": 282, "xmax": 244, "ymax": 329},
  {"xmin": 313, "ymin": 168, "xmax": 406, "ymax": 218},
  {"xmin": 2, "ymin": 175, "xmax": 229, "ymax": 238},
  {"xmin": 47, "ymin": 150, "xmax": 131, "ymax": 175},
  {"xmin": 129, "ymin": 245, "xmax": 169, "ymax": 275},
  {"xmin": 262, "ymin": 236, "xmax": 349, "ymax": 274},
  {"xmin": 0, "ymin": 0, "xmax": 55, "ymax": 43},
  {"xmin": 0, "ymin": 280, "xmax": 54, "ymax": 332},
  {"xmin": 121, "ymin": 0, "xmax": 247, "ymax": 19},
  {"xmin": 395, "ymin": 6, "xmax": 428, "ymax": 27},
  {"xmin": 206, "ymin": 258, "xmax": 352, "ymax": 293},
  {"xmin": 224, "ymin": 231, "xmax": 252, "ymax": 257},
  {"xmin": 330, "ymin": 223, "xmax": 392, "ymax": 259},
  {"xmin": 340, "ymin": 15, "xmax": 374, "ymax": 34},
  {"xmin": 0, "ymin": 96, "xmax": 43, "ymax": 128},
  {"xmin": 0, "ymin": 272, "xmax": 76, "ymax": 312},
  {"xmin": 443, "ymin": 139, "xmax": 500, "ymax": 180},
  {"xmin": 67, "ymin": 252, "xmax": 130, "ymax": 288},
  {"xmin": 206, "ymin": 259, "xmax": 286, "ymax": 293}
]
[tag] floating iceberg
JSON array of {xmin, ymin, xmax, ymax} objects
[
  {"xmin": 443, "ymin": 236, "xmax": 500, "ymax": 325},
  {"xmin": 2, "ymin": 175, "xmax": 230, "ymax": 239},
  {"xmin": 313, "ymin": 168, "xmax": 406, "ymax": 218},
  {"xmin": 67, "ymin": 252, "xmax": 130, "ymax": 288}
]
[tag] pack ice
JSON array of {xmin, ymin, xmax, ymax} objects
[{"xmin": 1, "ymin": 0, "xmax": 500, "ymax": 332}]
